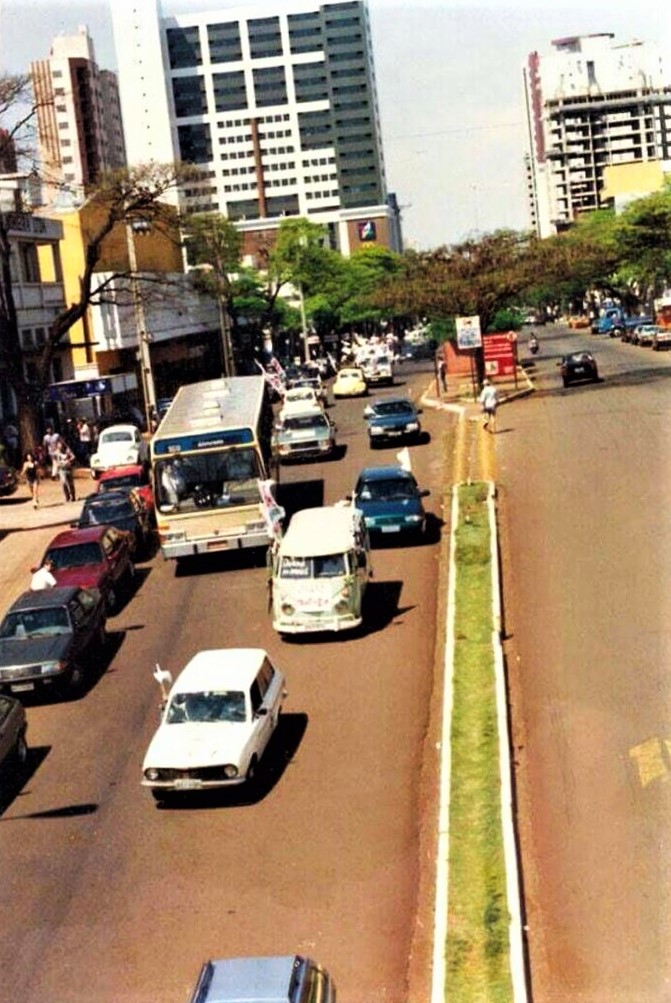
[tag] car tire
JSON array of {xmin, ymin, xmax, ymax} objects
[
  {"xmin": 14, "ymin": 731, "xmax": 28, "ymax": 768},
  {"xmin": 562, "ymin": 377, "xmax": 569, "ymax": 388},
  {"xmin": 66, "ymin": 661, "xmax": 85, "ymax": 694}
]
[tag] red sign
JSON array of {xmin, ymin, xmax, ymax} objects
[{"xmin": 483, "ymin": 332, "xmax": 517, "ymax": 378}]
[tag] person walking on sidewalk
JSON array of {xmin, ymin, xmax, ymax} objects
[
  {"xmin": 20, "ymin": 451, "xmax": 40, "ymax": 508},
  {"xmin": 54, "ymin": 438, "xmax": 76, "ymax": 502},
  {"xmin": 43, "ymin": 426, "xmax": 60, "ymax": 479},
  {"xmin": 478, "ymin": 378, "xmax": 499, "ymax": 433}
]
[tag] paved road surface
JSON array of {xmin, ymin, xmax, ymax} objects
[
  {"xmin": 0, "ymin": 362, "xmax": 448, "ymax": 1003},
  {"xmin": 500, "ymin": 327, "xmax": 671, "ymax": 1002}
]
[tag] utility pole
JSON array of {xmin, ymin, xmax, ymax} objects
[{"xmin": 125, "ymin": 219, "xmax": 157, "ymax": 430}]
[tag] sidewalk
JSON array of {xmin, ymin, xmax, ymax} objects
[{"xmin": 421, "ymin": 361, "xmax": 536, "ymax": 414}]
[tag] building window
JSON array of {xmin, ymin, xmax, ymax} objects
[
  {"xmin": 167, "ymin": 25, "xmax": 202, "ymax": 69},
  {"xmin": 253, "ymin": 66, "xmax": 288, "ymax": 107},
  {"xmin": 208, "ymin": 22, "xmax": 242, "ymax": 63}
]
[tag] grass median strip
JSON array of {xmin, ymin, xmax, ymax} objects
[{"xmin": 446, "ymin": 482, "xmax": 512, "ymax": 1002}]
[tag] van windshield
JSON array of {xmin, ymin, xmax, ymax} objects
[{"xmin": 280, "ymin": 553, "xmax": 348, "ymax": 579}]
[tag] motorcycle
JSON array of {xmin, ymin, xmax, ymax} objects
[{"xmin": 528, "ymin": 336, "xmax": 539, "ymax": 355}]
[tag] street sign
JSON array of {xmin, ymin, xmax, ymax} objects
[
  {"xmin": 483, "ymin": 332, "xmax": 517, "ymax": 377},
  {"xmin": 456, "ymin": 315, "xmax": 482, "ymax": 350}
]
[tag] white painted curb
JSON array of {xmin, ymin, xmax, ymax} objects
[{"xmin": 431, "ymin": 479, "xmax": 528, "ymax": 1003}]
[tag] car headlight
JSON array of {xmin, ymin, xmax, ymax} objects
[
  {"xmin": 405, "ymin": 422, "xmax": 419, "ymax": 432},
  {"xmin": 406, "ymin": 514, "xmax": 423, "ymax": 523},
  {"xmin": 144, "ymin": 767, "xmax": 160, "ymax": 782},
  {"xmin": 319, "ymin": 440, "xmax": 331, "ymax": 450},
  {"xmin": 160, "ymin": 530, "xmax": 187, "ymax": 542},
  {"xmin": 223, "ymin": 765, "xmax": 239, "ymax": 778},
  {"xmin": 369, "ymin": 425, "xmax": 384, "ymax": 435},
  {"xmin": 41, "ymin": 659, "xmax": 66, "ymax": 676},
  {"xmin": 281, "ymin": 601, "xmax": 295, "ymax": 615}
]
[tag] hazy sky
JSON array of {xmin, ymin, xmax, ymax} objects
[{"xmin": 1, "ymin": 0, "xmax": 669, "ymax": 249}]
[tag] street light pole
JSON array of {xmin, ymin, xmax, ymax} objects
[
  {"xmin": 125, "ymin": 219, "xmax": 157, "ymax": 430},
  {"xmin": 298, "ymin": 278, "xmax": 310, "ymax": 364}
]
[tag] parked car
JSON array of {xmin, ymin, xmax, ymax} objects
[
  {"xmin": 142, "ymin": 648, "xmax": 286, "ymax": 803},
  {"xmin": 272, "ymin": 407, "xmax": 337, "ymax": 463},
  {"xmin": 0, "ymin": 586, "xmax": 107, "ymax": 696},
  {"xmin": 90, "ymin": 424, "xmax": 147, "ymax": 478},
  {"xmin": 363, "ymin": 396, "xmax": 422, "ymax": 447},
  {"xmin": 652, "ymin": 327, "xmax": 671, "ymax": 351},
  {"xmin": 0, "ymin": 693, "xmax": 28, "ymax": 772},
  {"xmin": 332, "ymin": 367, "xmax": 368, "ymax": 398},
  {"xmin": 188, "ymin": 955, "xmax": 336, "ymax": 1003},
  {"xmin": 350, "ymin": 464, "xmax": 429, "ymax": 539},
  {"xmin": 0, "ymin": 464, "xmax": 18, "ymax": 497},
  {"xmin": 559, "ymin": 351, "xmax": 599, "ymax": 387},
  {"xmin": 76, "ymin": 488, "xmax": 152, "ymax": 556},
  {"xmin": 631, "ymin": 324, "xmax": 658, "ymax": 347},
  {"xmin": 97, "ymin": 464, "xmax": 154, "ymax": 511},
  {"xmin": 40, "ymin": 525, "xmax": 135, "ymax": 614}
]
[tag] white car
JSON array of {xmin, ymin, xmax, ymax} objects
[
  {"xmin": 279, "ymin": 386, "xmax": 322, "ymax": 419},
  {"xmin": 142, "ymin": 648, "xmax": 286, "ymax": 803},
  {"xmin": 90, "ymin": 424, "xmax": 147, "ymax": 478}
]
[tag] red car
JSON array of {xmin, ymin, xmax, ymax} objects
[
  {"xmin": 40, "ymin": 525, "xmax": 135, "ymax": 614},
  {"xmin": 97, "ymin": 464, "xmax": 154, "ymax": 513}
]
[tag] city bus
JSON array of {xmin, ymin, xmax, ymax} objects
[{"xmin": 150, "ymin": 376, "xmax": 280, "ymax": 560}]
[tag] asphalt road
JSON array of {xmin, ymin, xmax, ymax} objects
[
  {"xmin": 500, "ymin": 327, "xmax": 671, "ymax": 1002},
  {"xmin": 0, "ymin": 361, "xmax": 448, "ymax": 1003}
]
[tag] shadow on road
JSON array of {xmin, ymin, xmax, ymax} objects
[{"xmin": 0, "ymin": 744, "xmax": 51, "ymax": 816}]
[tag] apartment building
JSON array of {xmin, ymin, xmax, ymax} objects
[
  {"xmin": 30, "ymin": 26, "xmax": 126, "ymax": 206},
  {"xmin": 111, "ymin": 0, "xmax": 401, "ymax": 257},
  {"xmin": 523, "ymin": 33, "xmax": 671, "ymax": 237}
]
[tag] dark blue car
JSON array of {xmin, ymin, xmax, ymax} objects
[
  {"xmin": 351, "ymin": 465, "xmax": 429, "ymax": 539},
  {"xmin": 363, "ymin": 396, "xmax": 422, "ymax": 447}
]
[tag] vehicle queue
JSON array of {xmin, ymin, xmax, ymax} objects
[{"xmin": 0, "ymin": 347, "xmax": 432, "ymax": 1000}]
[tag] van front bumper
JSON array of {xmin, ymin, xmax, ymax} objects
[{"xmin": 272, "ymin": 613, "xmax": 362, "ymax": 634}]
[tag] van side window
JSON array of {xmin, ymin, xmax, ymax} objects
[{"xmin": 258, "ymin": 658, "xmax": 274, "ymax": 693}]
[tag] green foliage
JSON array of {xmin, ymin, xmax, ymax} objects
[{"xmin": 487, "ymin": 308, "xmax": 523, "ymax": 333}]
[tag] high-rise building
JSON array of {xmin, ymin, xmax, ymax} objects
[
  {"xmin": 523, "ymin": 33, "xmax": 671, "ymax": 237},
  {"xmin": 30, "ymin": 26, "xmax": 126, "ymax": 206},
  {"xmin": 111, "ymin": 0, "xmax": 401, "ymax": 257}
]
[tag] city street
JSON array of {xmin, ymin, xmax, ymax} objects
[
  {"xmin": 501, "ymin": 326, "xmax": 671, "ymax": 1002},
  {"xmin": 0, "ymin": 361, "xmax": 448, "ymax": 1003}
]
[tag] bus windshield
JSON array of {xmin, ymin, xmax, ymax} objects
[{"xmin": 156, "ymin": 447, "xmax": 262, "ymax": 513}]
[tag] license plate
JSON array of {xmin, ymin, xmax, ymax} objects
[
  {"xmin": 173, "ymin": 778, "xmax": 201, "ymax": 789},
  {"xmin": 381, "ymin": 525, "xmax": 401, "ymax": 533},
  {"xmin": 11, "ymin": 682, "xmax": 35, "ymax": 692},
  {"xmin": 207, "ymin": 539, "xmax": 230, "ymax": 551},
  {"xmin": 387, "ymin": 430, "xmax": 402, "ymax": 436},
  {"xmin": 573, "ymin": 366, "xmax": 585, "ymax": 374}
]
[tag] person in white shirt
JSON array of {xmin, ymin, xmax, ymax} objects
[
  {"xmin": 478, "ymin": 379, "xmax": 500, "ymax": 433},
  {"xmin": 31, "ymin": 559, "xmax": 57, "ymax": 590}
]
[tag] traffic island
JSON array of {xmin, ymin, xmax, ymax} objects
[{"xmin": 433, "ymin": 481, "xmax": 527, "ymax": 1003}]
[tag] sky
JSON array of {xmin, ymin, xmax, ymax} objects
[{"xmin": 1, "ymin": 0, "xmax": 670, "ymax": 250}]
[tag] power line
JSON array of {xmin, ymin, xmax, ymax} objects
[{"xmin": 384, "ymin": 120, "xmax": 525, "ymax": 142}]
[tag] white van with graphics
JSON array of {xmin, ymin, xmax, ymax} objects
[{"xmin": 270, "ymin": 505, "xmax": 371, "ymax": 635}]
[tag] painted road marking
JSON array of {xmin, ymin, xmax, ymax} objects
[{"xmin": 629, "ymin": 737, "xmax": 671, "ymax": 787}]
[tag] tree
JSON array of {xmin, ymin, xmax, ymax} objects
[{"xmin": 182, "ymin": 212, "xmax": 243, "ymax": 375}]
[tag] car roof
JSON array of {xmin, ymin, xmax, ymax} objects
[
  {"xmin": 171, "ymin": 648, "xmax": 271, "ymax": 694},
  {"xmin": 337, "ymin": 367, "xmax": 364, "ymax": 377},
  {"xmin": 9, "ymin": 586, "xmax": 84, "ymax": 611},
  {"xmin": 99, "ymin": 424, "xmax": 138, "ymax": 435},
  {"xmin": 196, "ymin": 956, "xmax": 297, "ymax": 1003},
  {"xmin": 47, "ymin": 525, "xmax": 112, "ymax": 547},
  {"xmin": 280, "ymin": 506, "xmax": 360, "ymax": 557},
  {"xmin": 358, "ymin": 464, "xmax": 416, "ymax": 482},
  {"xmin": 370, "ymin": 396, "xmax": 415, "ymax": 407}
]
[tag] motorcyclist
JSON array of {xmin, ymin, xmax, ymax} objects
[{"xmin": 528, "ymin": 333, "xmax": 539, "ymax": 354}]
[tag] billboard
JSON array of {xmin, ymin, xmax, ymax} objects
[
  {"xmin": 483, "ymin": 332, "xmax": 517, "ymax": 377},
  {"xmin": 455, "ymin": 315, "xmax": 482, "ymax": 350}
]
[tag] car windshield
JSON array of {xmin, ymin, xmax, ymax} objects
[
  {"xmin": 81, "ymin": 497, "xmax": 134, "ymax": 524},
  {"xmin": 279, "ymin": 553, "xmax": 347, "ymax": 578},
  {"xmin": 373, "ymin": 401, "xmax": 414, "ymax": 416},
  {"xmin": 0, "ymin": 606, "xmax": 71, "ymax": 638},
  {"xmin": 283, "ymin": 414, "xmax": 328, "ymax": 432},
  {"xmin": 155, "ymin": 447, "xmax": 262, "ymax": 513},
  {"xmin": 100, "ymin": 474, "xmax": 141, "ymax": 492},
  {"xmin": 47, "ymin": 543, "xmax": 103, "ymax": 568},
  {"xmin": 166, "ymin": 690, "xmax": 247, "ymax": 724},
  {"xmin": 102, "ymin": 431, "xmax": 133, "ymax": 444},
  {"xmin": 358, "ymin": 478, "xmax": 417, "ymax": 502}
]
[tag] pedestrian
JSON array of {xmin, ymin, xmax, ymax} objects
[
  {"xmin": 437, "ymin": 357, "xmax": 447, "ymax": 394},
  {"xmin": 478, "ymin": 378, "xmax": 499, "ymax": 433},
  {"xmin": 54, "ymin": 437, "xmax": 76, "ymax": 502},
  {"xmin": 42, "ymin": 425, "xmax": 60, "ymax": 479},
  {"xmin": 20, "ymin": 450, "xmax": 40, "ymax": 508},
  {"xmin": 76, "ymin": 418, "xmax": 92, "ymax": 465},
  {"xmin": 31, "ymin": 558, "xmax": 56, "ymax": 591}
]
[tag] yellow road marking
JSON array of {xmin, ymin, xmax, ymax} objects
[{"xmin": 629, "ymin": 738, "xmax": 669, "ymax": 787}]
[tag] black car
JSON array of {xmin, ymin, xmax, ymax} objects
[
  {"xmin": 0, "ymin": 464, "xmax": 18, "ymax": 497},
  {"xmin": 560, "ymin": 351, "xmax": 599, "ymax": 387},
  {"xmin": 0, "ymin": 586, "xmax": 107, "ymax": 697},
  {"xmin": 0, "ymin": 694, "xmax": 28, "ymax": 772},
  {"xmin": 363, "ymin": 397, "xmax": 422, "ymax": 447},
  {"xmin": 76, "ymin": 489, "xmax": 152, "ymax": 556}
]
